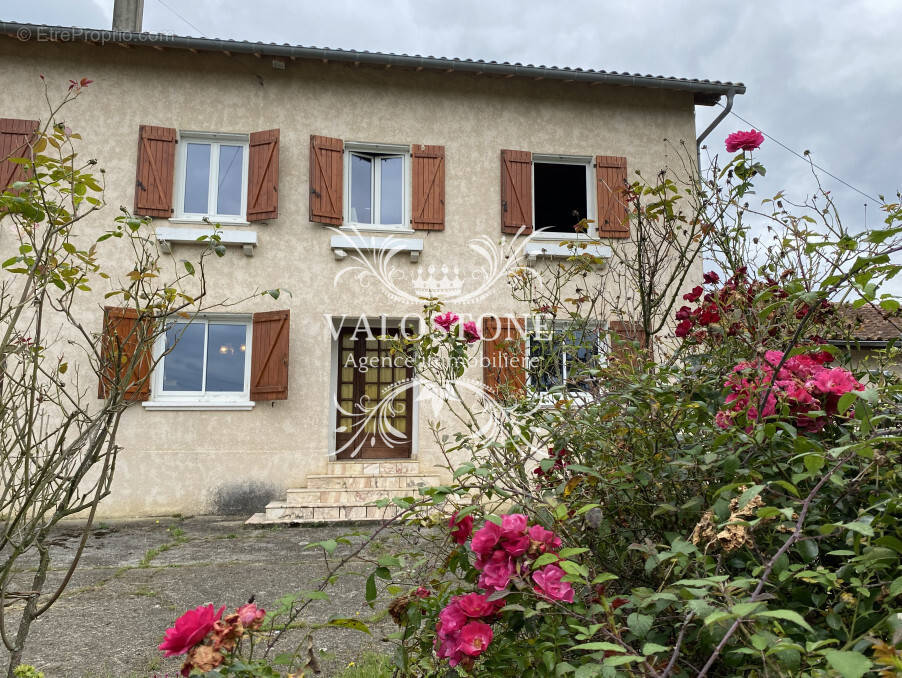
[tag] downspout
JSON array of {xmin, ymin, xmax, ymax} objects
[{"xmin": 695, "ymin": 88, "xmax": 736, "ymax": 174}]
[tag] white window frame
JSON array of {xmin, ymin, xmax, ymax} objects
[
  {"xmin": 526, "ymin": 319, "xmax": 607, "ymax": 400},
  {"xmin": 173, "ymin": 131, "xmax": 250, "ymax": 225},
  {"xmin": 342, "ymin": 142, "xmax": 412, "ymax": 232},
  {"xmin": 531, "ymin": 154, "xmax": 596, "ymax": 240},
  {"xmin": 144, "ymin": 314, "xmax": 254, "ymax": 411}
]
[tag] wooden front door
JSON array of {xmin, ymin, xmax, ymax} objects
[{"xmin": 335, "ymin": 327, "xmax": 413, "ymax": 459}]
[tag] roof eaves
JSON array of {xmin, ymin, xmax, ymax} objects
[{"xmin": 0, "ymin": 22, "xmax": 745, "ymax": 105}]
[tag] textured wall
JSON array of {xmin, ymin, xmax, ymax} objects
[{"xmin": 0, "ymin": 38, "xmax": 702, "ymax": 516}]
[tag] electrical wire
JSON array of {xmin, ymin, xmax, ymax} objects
[{"xmin": 718, "ymin": 104, "xmax": 881, "ymax": 204}]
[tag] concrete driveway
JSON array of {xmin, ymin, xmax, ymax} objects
[{"xmin": 4, "ymin": 516, "xmax": 405, "ymax": 677}]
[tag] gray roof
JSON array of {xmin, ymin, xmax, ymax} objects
[{"xmin": 0, "ymin": 21, "xmax": 745, "ymax": 105}]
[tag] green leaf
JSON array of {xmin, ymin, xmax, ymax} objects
[
  {"xmin": 532, "ymin": 553, "xmax": 561, "ymax": 568},
  {"xmin": 754, "ymin": 609, "xmax": 814, "ymax": 633},
  {"xmin": 183, "ymin": 260, "xmax": 195, "ymax": 275},
  {"xmin": 570, "ymin": 641, "xmax": 626, "ymax": 653},
  {"xmin": 641, "ymin": 642, "xmax": 670, "ymax": 656},
  {"xmin": 822, "ymin": 650, "xmax": 872, "ymax": 678},
  {"xmin": 889, "ymin": 576, "xmax": 902, "ymax": 598},
  {"xmin": 603, "ymin": 654, "xmax": 641, "ymax": 667},
  {"xmin": 327, "ymin": 618, "xmax": 371, "ymax": 634},
  {"xmin": 837, "ymin": 391, "xmax": 859, "ymax": 414},
  {"xmin": 591, "ymin": 573, "xmax": 619, "ymax": 585},
  {"xmin": 737, "ymin": 484, "xmax": 764, "ymax": 510},
  {"xmin": 627, "ymin": 613, "xmax": 653, "ymax": 639},
  {"xmin": 365, "ymin": 573, "xmax": 377, "ymax": 603},
  {"xmin": 842, "ymin": 521, "xmax": 874, "ymax": 537},
  {"xmin": 559, "ymin": 547, "xmax": 589, "ymax": 558}
]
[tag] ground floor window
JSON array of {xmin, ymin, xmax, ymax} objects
[
  {"xmin": 527, "ymin": 324, "xmax": 602, "ymax": 393},
  {"xmin": 154, "ymin": 317, "xmax": 251, "ymax": 402}
]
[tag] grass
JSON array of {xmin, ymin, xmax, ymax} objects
[{"xmin": 335, "ymin": 652, "xmax": 393, "ymax": 678}]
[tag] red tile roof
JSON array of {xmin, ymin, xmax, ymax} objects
[{"xmin": 837, "ymin": 303, "xmax": 902, "ymax": 342}]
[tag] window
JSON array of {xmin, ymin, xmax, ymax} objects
[
  {"xmin": 345, "ymin": 143, "xmax": 408, "ymax": 229},
  {"xmin": 175, "ymin": 133, "xmax": 249, "ymax": 222},
  {"xmin": 527, "ymin": 324, "xmax": 602, "ymax": 393},
  {"xmin": 533, "ymin": 156, "xmax": 593, "ymax": 236},
  {"xmin": 151, "ymin": 316, "xmax": 252, "ymax": 404}
]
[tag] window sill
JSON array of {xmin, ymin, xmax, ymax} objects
[
  {"xmin": 524, "ymin": 241, "xmax": 611, "ymax": 262},
  {"xmin": 155, "ymin": 225, "xmax": 257, "ymax": 257},
  {"xmin": 142, "ymin": 400, "xmax": 255, "ymax": 411},
  {"xmin": 330, "ymin": 234, "xmax": 423, "ymax": 263},
  {"xmin": 169, "ymin": 217, "xmax": 251, "ymax": 226},
  {"xmin": 339, "ymin": 224, "xmax": 416, "ymax": 235}
]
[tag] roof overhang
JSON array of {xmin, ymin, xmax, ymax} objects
[{"xmin": 0, "ymin": 22, "xmax": 745, "ymax": 106}]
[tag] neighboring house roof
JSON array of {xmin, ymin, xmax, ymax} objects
[
  {"xmin": 835, "ymin": 303, "xmax": 902, "ymax": 345},
  {"xmin": 0, "ymin": 22, "xmax": 745, "ymax": 106}
]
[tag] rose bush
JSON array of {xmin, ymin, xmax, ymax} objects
[{"xmin": 351, "ymin": 134, "xmax": 902, "ymax": 676}]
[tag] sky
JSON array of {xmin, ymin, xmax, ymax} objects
[{"xmin": 5, "ymin": 0, "xmax": 902, "ymax": 292}]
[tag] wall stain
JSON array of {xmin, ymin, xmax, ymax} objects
[{"xmin": 209, "ymin": 481, "xmax": 280, "ymax": 515}]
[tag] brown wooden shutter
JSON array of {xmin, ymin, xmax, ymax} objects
[
  {"xmin": 482, "ymin": 316, "xmax": 526, "ymax": 396},
  {"xmin": 0, "ymin": 118, "xmax": 39, "ymax": 190},
  {"xmin": 97, "ymin": 307, "xmax": 152, "ymax": 402},
  {"xmin": 500, "ymin": 149, "xmax": 532, "ymax": 234},
  {"xmin": 596, "ymin": 155, "xmax": 629, "ymax": 238},
  {"xmin": 411, "ymin": 144, "xmax": 445, "ymax": 231},
  {"xmin": 608, "ymin": 319, "xmax": 651, "ymax": 364},
  {"xmin": 251, "ymin": 310, "xmax": 290, "ymax": 401},
  {"xmin": 134, "ymin": 125, "xmax": 177, "ymax": 218},
  {"xmin": 309, "ymin": 135, "xmax": 343, "ymax": 225},
  {"xmin": 247, "ymin": 128, "xmax": 279, "ymax": 221}
]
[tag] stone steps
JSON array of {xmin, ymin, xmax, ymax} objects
[
  {"xmin": 245, "ymin": 459, "xmax": 441, "ymax": 526},
  {"xmin": 305, "ymin": 473, "xmax": 441, "ymax": 490}
]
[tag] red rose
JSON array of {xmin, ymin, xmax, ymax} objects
[
  {"xmin": 159, "ymin": 604, "xmax": 225, "ymax": 657},
  {"xmin": 449, "ymin": 512, "xmax": 474, "ymax": 544}
]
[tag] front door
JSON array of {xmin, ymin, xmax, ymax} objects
[{"xmin": 335, "ymin": 327, "xmax": 413, "ymax": 459}]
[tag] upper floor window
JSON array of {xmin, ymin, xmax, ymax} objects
[
  {"xmin": 175, "ymin": 132, "xmax": 249, "ymax": 222},
  {"xmin": 345, "ymin": 143, "xmax": 409, "ymax": 229},
  {"xmin": 533, "ymin": 156, "xmax": 593, "ymax": 236}
]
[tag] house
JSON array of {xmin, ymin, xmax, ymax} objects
[
  {"xmin": 0, "ymin": 6, "xmax": 744, "ymax": 521},
  {"xmin": 833, "ymin": 303, "xmax": 902, "ymax": 375}
]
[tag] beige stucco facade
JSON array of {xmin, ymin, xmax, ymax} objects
[{"xmin": 0, "ymin": 35, "xmax": 707, "ymax": 517}]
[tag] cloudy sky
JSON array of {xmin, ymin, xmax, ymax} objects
[{"xmin": 5, "ymin": 0, "xmax": 902, "ymax": 290}]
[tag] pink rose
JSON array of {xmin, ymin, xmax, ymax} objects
[
  {"xmin": 471, "ymin": 521, "xmax": 502, "ymax": 560},
  {"xmin": 435, "ymin": 622, "xmax": 465, "ymax": 667},
  {"xmin": 457, "ymin": 621, "xmax": 493, "ymax": 657},
  {"xmin": 449, "ymin": 512, "xmax": 474, "ymax": 545},
  {"xmin": 159, "ymin": 604, "xmax": 225, "ymax": 657},
  {"xmin": 455, "ymin": 592, "xmax": 496, "ymax": 618},
  {"xmin": 478, "ymin": 550, "xmax": 515, "ymax": 591},
  {"xmin": 438, "ymin": 601, "xmax": 468, "ymax": 634},
  {"xmin": 435, "ymin": 312, "xmax": 459, "ymax": 332},
  {"xmin": 499, "ymin": 513, "xmax": 529, "ymax": 556},
  {"xmin": 725, "ymin": 129, "xmax": 764, "ymax": 153},
  {"xmin": 462, "ymin": 321, "xmax": 481, "ymax": 343},
  {"xmin": 532, "ymin": 564, "xmax": 574, "ymax": 603},
  {"xmin": 528, "ymin": 524, "xmax": 562, "ymax": 553},
  {"xmin": 236, "ymin": 603, "xmax": 265, "ymax": 629},
  {"xmin": 810, "ymin": 367, "xmax": 862, "ymax": 396},
  {"xmin": 414, "ymin": 586, "xmax": 431, "ymax": 599}
]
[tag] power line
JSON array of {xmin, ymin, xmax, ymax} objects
[
  {"xmin": 154, "ymin": 0, "xmax": 207, "ymax": 37},
  {"xmin": 718, "ymin": 104, "xmax": 880, "ymax": 204}
]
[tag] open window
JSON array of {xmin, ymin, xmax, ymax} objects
[
  {"xmin": 533, "ymin": 158, "xmax": 592, "ymax": 236},
  {"xmin": 500, "ymin": 150, "xmax": 629, "ymax": 238}
]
